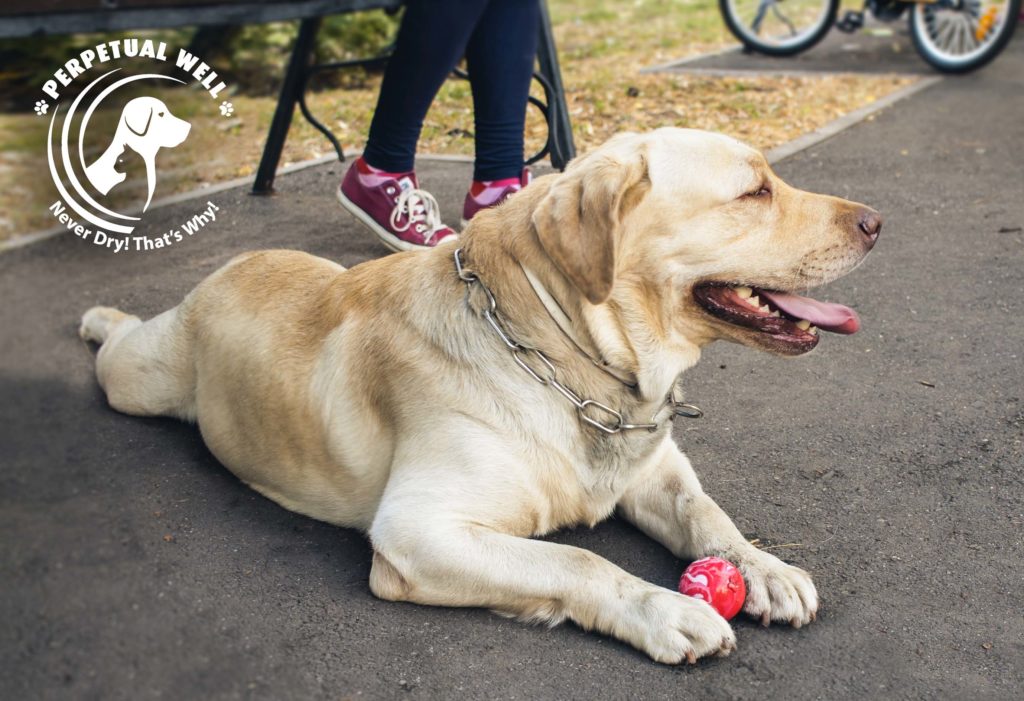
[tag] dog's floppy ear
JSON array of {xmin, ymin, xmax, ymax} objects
[
  {"xmin": 124, "ymin": 104, "xmax": 154, "ymax": 137},
  {"xmin": 531, "ymin": 150, "xmax": 649, "ymax": 305}
]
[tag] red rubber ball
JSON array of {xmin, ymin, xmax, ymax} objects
[{"xmin": 678, "ymin": 556, "xmax": 746, "ymax": 620}]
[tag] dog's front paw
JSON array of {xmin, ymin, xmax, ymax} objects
[
  {"xmin": 622, "ymin": 587, "xmax": 736, "ymax": 664},
  {"xmin": 738, "ymin": 551, "xmax": 818, "ymax": 627}
]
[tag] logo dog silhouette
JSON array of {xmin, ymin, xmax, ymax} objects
[{"xmin": 85, "ymin": 96, "xmax": 191, "ymax": 211}]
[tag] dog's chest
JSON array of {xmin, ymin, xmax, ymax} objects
[{"xmin": 530, "ymin": 426, "xmax": 668, "ymax": 532}]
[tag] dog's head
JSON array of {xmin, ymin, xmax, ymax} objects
[
  {"xmin": 524, "ymin": 128, "xmax": 879, "ymax": 384},
  {"xmin": 118, "ymin": 97, "xmax": 191, "ymax": 152},
  {"xmin": 115, "ymin": 97, "xmax": 191, "ymax": 210}
]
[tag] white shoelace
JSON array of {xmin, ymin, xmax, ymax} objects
[{"xmin": 389, "ymin": 188, "xmax": 445, "ymax": 243}]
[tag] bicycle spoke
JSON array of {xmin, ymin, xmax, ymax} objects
[
  {"xmin": 934, "ymin": 15, "xmax": 955, "ymax": 49},
  {"xmin": 958, "ymin": 17, "xmax": 972, "ymax": 53},
  {"xmin": 964, "ymin": 17, "xmax": 980, "ymax": 51}
]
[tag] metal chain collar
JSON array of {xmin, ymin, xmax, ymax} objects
[{"xmin": 454, "ymin": 248, "xmax": 702, "ymax": 435}]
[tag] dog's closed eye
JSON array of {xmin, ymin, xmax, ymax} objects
[{"xmin": 743, "ymin": 185, "xmax": 771, "ymax": 200}]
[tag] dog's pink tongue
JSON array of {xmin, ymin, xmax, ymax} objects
[{"xmin": 759, "ymin": 290, "xmax": 860, "ymax": 334}]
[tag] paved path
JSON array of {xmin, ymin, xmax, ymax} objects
[
  {"xmin": 2, "ymin": 38, "xmax": 1022, "ymax": 701},
  {"xmin": 656, "ymin": 21, "xmax": 934, "ymax": 75}
]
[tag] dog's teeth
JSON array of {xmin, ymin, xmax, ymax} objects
[
  {"xmin": 748, "ymin": 295, "xmax": 760, "ymax": 307},
  {"xmin": 771, "ymin": 310, "xmax": 781, "ymax": 318},
  {"xmin": 795, "ymin": 319, "xmax": 811, "ymax": 330},
  {"xmin": 809, "ymin": 326, "xmax": 818, "ymax": 335},
  {"xmin": 760, "ymin": 305, "xmax": 771, "ymax": 313},
  {"xmin": 735, "ymin": 286, "xmax": 753, "ymax": 299}
]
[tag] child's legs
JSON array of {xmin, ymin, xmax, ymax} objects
[
  {"xmin": 465, "ymin": 0, "xmax": 540, "ymax": 181},
  {"xmin": 363, "ymin": 0, "xmax": 491, "ymax": 172}
]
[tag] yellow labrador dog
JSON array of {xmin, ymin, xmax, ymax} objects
[{"xmin": 80, "ymin": 129, "xmax": 879, "ymax": 664}]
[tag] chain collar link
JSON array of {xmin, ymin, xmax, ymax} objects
[{"xmin": 454, "ymin": 248, "xmax": 702, "ymax": 435}]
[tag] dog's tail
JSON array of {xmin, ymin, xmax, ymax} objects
[{"xmin": 79, "ymin": 306, "xmax": 136, "ymax": 345}]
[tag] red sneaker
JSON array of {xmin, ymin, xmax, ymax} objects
[
  {"xmin": 337, "ymin": 158, "xmax": 456, "ymax": 252},
  {"xmin": 461, "ymin": 169, "xmax": 532, "ymax": 228}
]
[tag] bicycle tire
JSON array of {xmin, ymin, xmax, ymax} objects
[
  {"xmin": 719, "ymin": 0, "xmax": 840, "ymax": 56},
  {"xmin": 909, "ymin": 0, "xmax": 1021, "ymax": 73}
]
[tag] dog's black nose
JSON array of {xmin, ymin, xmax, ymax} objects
[{"xmin": 858, "ymin": 209, "xmax": 882, "ymax": 247}]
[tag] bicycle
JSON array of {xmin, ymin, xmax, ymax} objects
[{"xmin": 719, "ymin": 0, "xmax": 1021, "ymax": 72}]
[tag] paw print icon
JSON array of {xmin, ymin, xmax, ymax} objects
[
  {"xmin": 34, "ymin": 100, "xmax": 49, "ymax": 116},
  {"xmin": 219, "ymin": 101, "xmax": 234, "ymax": 117}
]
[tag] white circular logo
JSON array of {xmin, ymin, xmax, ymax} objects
[{"xmin": 37, "ymin": 38, "xmax": 233, "ymax": 252}]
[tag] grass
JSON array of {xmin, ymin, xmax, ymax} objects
[{"xmin": 0, "ymin": 0, "xmax": 914, "ymax": 240}]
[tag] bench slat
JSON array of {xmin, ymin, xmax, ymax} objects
[{"xmin": 0, "ymin": 0, "xmax": 402, "ymax": 37}]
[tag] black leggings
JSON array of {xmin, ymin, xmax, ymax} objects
[{"xmin": 362, "ymin": 0, "xmax": 540, "ymax": 181}]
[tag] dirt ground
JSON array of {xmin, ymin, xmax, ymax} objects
[{"xmin": 0, "ymin": 0, "xmax": 913, "ymax": 239}]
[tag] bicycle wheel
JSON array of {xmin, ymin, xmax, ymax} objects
[
  {"xmin": 719, "ymin": 0, "xmax": 840, "ymax": 56},
  {"xmin": 910, "ymin": 0, "xmax": 1021, "ymax": 73}
]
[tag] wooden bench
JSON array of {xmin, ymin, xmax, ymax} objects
[{"xmin": 0, "ymin": 0, "xmax": 577, "ymax": 194}]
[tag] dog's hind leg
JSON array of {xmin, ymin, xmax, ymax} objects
[{"xmin": 80, "ymin": 305, "xmax": 196, "ymax": 420}]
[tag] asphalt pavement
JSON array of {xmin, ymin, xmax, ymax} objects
[
  {"xmin": 2, "ymin": 37, "xmax": 1022, "ymax": 701},
  {"xmin": 658, "ymin": 20, "xmax": 933, "ymax": 76}
]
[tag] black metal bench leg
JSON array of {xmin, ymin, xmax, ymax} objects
[
  {"xmin": 536, "ymin": 1, "xmax": 575, "ymax": 170},
  {"xmin": 252, "ymin": 17, "xmax": 322, "ymax": 195}
]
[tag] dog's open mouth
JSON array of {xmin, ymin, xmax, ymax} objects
[{"xmin": 693, "ymin": 283, "xmax": 860, "ymax": 354}]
